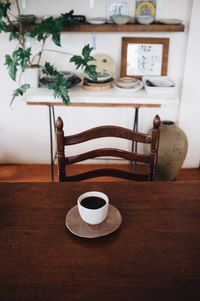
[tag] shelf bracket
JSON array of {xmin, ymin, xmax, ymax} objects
[
  {"xmin": 92, "ymin": 32, "xmax": 97, "ymax": 50},
  {"xmin": 90, "ymin": 0, "xmax": 95, "ymax": 9},
  {"xmin": 21, "ymin": 0, "xmax": 27, "ymax": 9}
]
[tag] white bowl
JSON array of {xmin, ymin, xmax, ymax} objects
[
  {"xmin": 96, "ymin": 71, "xmax": 112, "ymax": 82},
  {"xmin": 136, "ymin": 15, "xmax": 154, "ymax": 25},
  {"xmin": 77, "ymin": 191, "xmax": 109, "ymax": 225},
  {"xmin": 111, "ymin": 15, "xmax": 130, "ymax": 25}
]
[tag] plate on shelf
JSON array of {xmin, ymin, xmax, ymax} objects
[
  {"xmin": 135, "ymin": 1, "xmax": 156, "ymax": 18},
  {"xmin": 157, "ymin": 18, "xmax": 183, "ymax": 25},
  {"xmin": 88, "ymin": 53, "xmax": 116, "ymax": 76},
  {"xmin": 65, "ymin": 204, "xmax": 122, "ymax": 238},
  {"xmin": 87, "ymin": 18, "xmax": 107, "ymax": 25}
]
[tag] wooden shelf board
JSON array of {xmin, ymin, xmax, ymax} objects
[
  {"xmin": 61, "ymin": 23, "xmax": 185, "ymax": 33},
  {"xmin": 19, "ymin": 22, "xmax": 185, "ymax": 33}
]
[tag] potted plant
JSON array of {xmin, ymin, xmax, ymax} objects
[{"xmin": 0, "ymin": 0, "xmax": 97, "ymax": 105}]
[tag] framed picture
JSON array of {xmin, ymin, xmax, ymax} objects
[
  {"xmin": 135, "ymin": 0, "xmax": 156, "ymax": 18},
  {"xmin": 108, "ymin": 0, "xmax": 128, "ymax": 23},
  {"xmin": 121, "ymin": 37, "xmax": 169, "ymax": 78}
]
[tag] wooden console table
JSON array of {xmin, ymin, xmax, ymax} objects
[{"xmin": 26, "ymin": 85, "xmax": 179, "ymax": 181}]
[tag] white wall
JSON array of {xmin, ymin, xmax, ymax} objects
[
  {"xmin": 178, "ymin": 0, "xmax": 200, "ymax": 168},
  {"xmin": 0, "ymin": 0, "xmax": 199, "ymax": 167}
]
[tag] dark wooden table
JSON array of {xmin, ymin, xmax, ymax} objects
[{"xmin": 0, "ymin": 182, "xmax": 200, "ymax": 301}]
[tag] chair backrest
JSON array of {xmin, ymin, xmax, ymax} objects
[{"xmin": 56, "ymin": 115, "xmax": 160, "ymax": 182}]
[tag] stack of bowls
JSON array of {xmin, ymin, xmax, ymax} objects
[{"xmin": 115, "ymin": 77, "xmax": 139, "ymax": 89}]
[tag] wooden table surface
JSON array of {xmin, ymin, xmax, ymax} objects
[{"xmin": 0, "ymin": 182, "xmax": 200, "ymax": 301}]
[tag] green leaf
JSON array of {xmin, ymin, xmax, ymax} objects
[
  {"xmin": 61, "ymin": 10, "xmax": 78, "ymax": 26},
  {"xmin": 9, "ymin": 28, "xmax": 19, "ymax": 40},
  {"xmin": 10, "ymin": 83, "xmax": 30, "ymax": 106},
  {"xmin": 4, "ymin": 47, "xmax": 31, "ymax": 80},
  {"xmin": 0, "ymin": 20, "xmax": 6, "ymax": 32},
  {"xmin": 70, "ymin": 44, "xmax": 97, "ymax": 80},
  {"xmin": 30, "ymin": 11, "xmax": 77, "ymax": 47},
  {"xmin": 52, "ymin": 32, "xmax": 61, "ymax": 46},
  {"xmin": 48, "ymin": 78, "xmax": 70, "ymax": 104},
  {"xmin": 49, "ymin": 72, "xmax": 70, "ymax": 104},
  {"xmin": 42, "ymin": 62, "xmax": 58, "ymax": 76},
  {"xmin": 5, "ymin": 52, "xmax": 19, "ymax": 80},
  {"xmin": 84, "ymin": 64, "xmax": 97, "ymax": 81},
  {"xmin": 70, "ymin": 55, "xmax": 83, "ymax": 69},
  {"xmin": 82, "ymin": 44, "xmax": 92, "ymax": 59},
  {"xmin": 42, "ymin": 63, "xmax": 70, "ymax": 104},
  {"xmin": 0, "ymin": 2, "xmax": 11, "ymax": 19},
  {"xmin": 17, "ymin": 47, "xmax": 31, "ymax": 71}
]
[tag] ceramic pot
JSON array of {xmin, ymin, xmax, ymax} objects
[
  {"xmin": 22, "ymin": 67, "xmax": 40, "ymax": 88},
  {"xmin": 145, "ymin": 120, "xmax": 188, "ymax": 180}
]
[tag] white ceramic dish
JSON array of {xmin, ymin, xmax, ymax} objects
[
  {"xmin": 114, "ymin": 80, "xmax": 144, "ymax": 93},
  {"xmin": 143, "ymin": 76, "xmax": 177, "ymax": 95},
  {"xmin": 96, "ymin": 71, "xmax": 112, "ymax": 82},
  {"xmin": 111, "ymin": 15, "xmax": 130, "ymax": 25},
  {"xmin": 146, "ymin": 78, "xmax": 174, "ymax": 87},
  {"xmin": 87, "ymin": 18, "xmax": 107, "ymax": 25},
  {"xmin": 136, "ymin": 15, "xmax": 154, "ymax": 25},
  {"xmin": 85, "ymin": 71, "xmax": 112, "ymax": 83}
]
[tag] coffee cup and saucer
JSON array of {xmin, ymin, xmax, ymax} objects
[{"xmin": 65, "ymin": 191, "xmax": 122, "ymax": 238}]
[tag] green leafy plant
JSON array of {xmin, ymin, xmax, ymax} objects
[{"xmin": 0, "ymin": 0, "xmax": 97, "ymax": 105}]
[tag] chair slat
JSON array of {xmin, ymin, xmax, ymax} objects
[
  {"xmin": 64, "ymin": 168, "xmax": 149, "ymax": 181},
  {"xmin": 64, "ymin": 125, "xmax": 150, "ymax": 145},
  {"xmin": 65, "ymin": 148, "xmax": 151, "ymax": 164}
]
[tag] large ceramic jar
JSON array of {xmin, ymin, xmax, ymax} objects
[
  {"xmin": 145, "ymin": 121, "xmax": 188, "ymax": 180},
  {"xmin": 157, "ymin": 121, "xmax": 188, "ymax": 180}
]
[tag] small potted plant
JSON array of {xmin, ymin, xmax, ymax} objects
[{"xmin": 0, "ymin": 0, "xmax": 97, "ymax": 105}]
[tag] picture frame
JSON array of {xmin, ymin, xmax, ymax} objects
[
  {"xmin": 108, "ymin": 0, "xmax": 128, "ymax": 23},
  {"xmin": 121, "ymin": 37, "xmax": 169, "ymax": 78}
]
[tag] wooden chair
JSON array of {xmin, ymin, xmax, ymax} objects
[{"xmin": 55, "ymin": 115, "xmax": 161, "ymax": 182}]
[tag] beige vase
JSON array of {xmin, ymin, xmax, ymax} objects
[{"xmin": 145, "ymin": 121, "xmax": 188, "ymax": 181}]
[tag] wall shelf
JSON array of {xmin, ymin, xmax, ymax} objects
[
  {"xmin": 22, "ymin": 22, "xmax": 185, "ymax": 33},
  {"xmin": 61, "ymin": 23, "xmax": 185, "ymax": 33}
]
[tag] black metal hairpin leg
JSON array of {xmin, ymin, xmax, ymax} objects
[
  {"xmin": 131, "ymin": 107, "xmax": 139, "ymax": 167},
  {"xmin": 52, "ymin": 106, "xmax": 57, "ymax": 163},
  {"xmin": 48, "ymin": 105, "xmax": 56, "ymax": 182},
  {"xmin": 132, "ymin": 107, "xmax": 139, "ymax": 152}
]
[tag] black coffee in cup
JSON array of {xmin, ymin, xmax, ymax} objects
[{"xmin": 81, "ymin": 196, "xmax": 106, "ymax": 210}]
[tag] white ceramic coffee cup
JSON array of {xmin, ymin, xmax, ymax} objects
[{"xmin": 77, "ymin": 191, "xmax": 109, "ymax": 225}]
